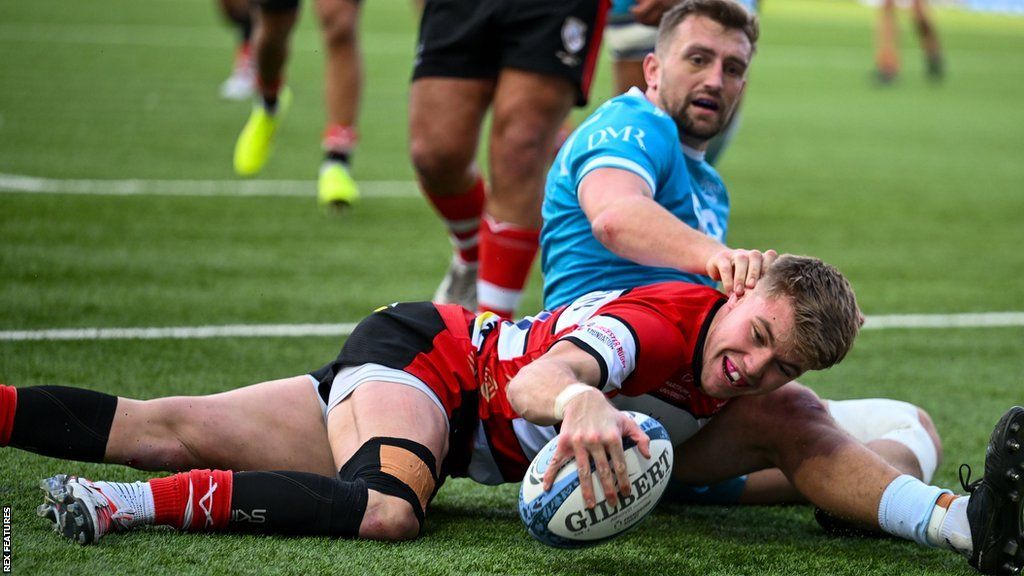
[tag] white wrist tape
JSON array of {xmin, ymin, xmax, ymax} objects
[{"xmin": 553, "ymin": 383, "xmax": 596, "ymax": 421}]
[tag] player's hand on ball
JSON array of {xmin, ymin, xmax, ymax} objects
[
  {"xmin": 706, "ymin": 248, "xmax": 778, "ymax": 296},
  {"xmin": 542, "ymin": 390, "xmax": 651, "ymax": 509}
]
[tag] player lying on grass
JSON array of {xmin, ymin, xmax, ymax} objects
[{"xmin": 0, "ymin": 256, "xmax": 1021, "ymax": 574}]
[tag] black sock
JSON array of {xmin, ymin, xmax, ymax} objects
[
  {"xmin": 230, "ymin": 470, "xmax": 368, "ymax": 537},
  {"xmin": 325, "ymin": 150, "xmax": 352, "ymax": 166},
  {"xmin": 9, "ymin": 386, "xmax": 118, "ymax": 462}
]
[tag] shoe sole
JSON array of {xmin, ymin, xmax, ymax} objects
[
  {"xmin": 38, "ymin": 475, "xmax": 97, "ymax": 545},
  {"xmin": 980, "ymin": 406, "xmax": 1024, "ymax": 574}
]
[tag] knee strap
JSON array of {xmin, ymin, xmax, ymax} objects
[{"xmin": 339, "ymin": 437, "xmax": 438, "ymax": 527}]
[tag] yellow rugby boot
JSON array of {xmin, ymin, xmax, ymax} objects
[
  {"xmin": 317, "ymin": 160, "xmax": 360, "ymax": 210},
  {"xmin": 233, "ymin": 87, "xmax": 291, "ymax": 176}
]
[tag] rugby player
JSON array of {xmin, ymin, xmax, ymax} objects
[
  {"xmin": 541, "ymin": 0, "xmax": 944, "ymax": 518},
  {"xmin": 2, "ymin": 256, "xmax": 1020, "ymax": 574},
  {"xmin": 410, "ymin": 0, "xmax": 622, "ymax": 319},
  {"xmin": 232, "ymin": 0, "xmax": 362, "ymax": 208}
]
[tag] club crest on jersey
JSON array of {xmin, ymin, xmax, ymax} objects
[{"xmin": 557, "ymin": 17, "xmax": 587, "ymax": 66}]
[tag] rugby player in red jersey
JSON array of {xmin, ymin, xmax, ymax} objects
[{"xmin": 1, "ymin": 256, "xmax": 1021, "ymax": 575}]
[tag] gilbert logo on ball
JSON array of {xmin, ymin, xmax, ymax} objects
[{"xmin": 518, "ymin": 412, "xmax": 674, "ymax": 548}]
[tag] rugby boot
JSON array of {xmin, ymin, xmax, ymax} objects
[
  {"xmin": 317, "ymin": 161, "xmax": 360, "ymax": 210},
  {"xmin": 233, "ymin": 87, "xmax": 292, "ymax": 176},
  {"xmin": 38, "ymin": 474, "xmax": 137, "ymax": 545},
  {"xmin": 962, "ymin": 406, "xmax": 1024, "ymax": 574},
  {"xmin": 433, "ymin": 256, "xmax": 478, "ymax": 310}
]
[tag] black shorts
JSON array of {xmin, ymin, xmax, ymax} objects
[{"xmin": 412, "ymin": 0, "xmax": 609, "ymax": 106}]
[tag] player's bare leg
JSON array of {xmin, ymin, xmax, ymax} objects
[
  {"xmin": 324, "ymin": 381, "xmax": 449, "ymax": 539},
  {"xmin": 673, "ymin": 383, "xmax": 903, "ymax": 526},
  {"xmin": 737, "ymin": 400, "xmax": 942, "ymax": 505},
  {"xmin": 105, "ymin": 376, "xmax": 336, "ymax": 475},
  {"xmin": 0, "ymin": 378, "xmax": 334, "ymax": 475},
  {"xmin": 251, "ymin": 7, "xmax": 298, "ymax": 99},
  {"xmin": 316, "ymin": 0, "xmax": 363, "ymax": 207},
  {"xmin": 409, "ymin": 77, "xmax": 495, "ymax": 309},
  {"xmin": 911, "ymin": 0, "xmax": 944, "ymax": 80},
  {"xmin": 875, "ymin": 0, "xmax": 900, "ymax": 83},
  {"xmin": 480, "ymin": 69, "xmax": 575, "ymax": 317}
]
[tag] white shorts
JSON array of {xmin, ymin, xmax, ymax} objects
[
  {"xmin": 308, "ymin": 363, "xmax": 447, "ymax": 432},
  {"xmin": 828, "ymin": 398, "xmax": 938, "ymax": 483}
]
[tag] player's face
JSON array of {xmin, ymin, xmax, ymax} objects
[
  {"xmin": 700, "ymin": 286, "xmax": 804, "ymax": 399},
  {"xmin": 644, "ymin": 16, "xmax": 751, "ymax": 147}
]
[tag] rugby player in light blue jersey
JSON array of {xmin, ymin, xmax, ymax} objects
[{"xmin": 541, "ymin": 0, "xmax": 947, "ymax": 522}]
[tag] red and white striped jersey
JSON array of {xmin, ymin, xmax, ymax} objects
[{"xmin": 441, "ymin": 281, "xmax": 728, "ymax": 485}]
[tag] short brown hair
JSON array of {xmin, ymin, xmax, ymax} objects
[
  {"xmin": 760, "ymin": 255, "xmax": 861, "ymax": 371},
  {"xmin": 657, "ymin": 0, "xmax": 760, "ymax": 56}
]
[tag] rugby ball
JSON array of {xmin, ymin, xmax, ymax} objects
[{"xmin": 518, "ymin": 411, "xmax": 674, "ymax": 548}]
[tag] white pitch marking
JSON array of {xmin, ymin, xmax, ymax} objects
[
  {"xmin": 0, "ymin": 173, "xmax": 418, "ymax": 198},
  {"xmin": 1, "ymin": 313, "xmax": 1023, "ymax": 342},
  {"xmin": 0, "ymin": 324, "xmax": 360, "ymax": 342}
]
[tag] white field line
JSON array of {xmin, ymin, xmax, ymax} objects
[
  {"xmin": 1, "ymin": 313, "xmax": 1022, "ymax": 342},
  {"xmin": 0, "ymin": 173, "xmax": 418, "ymax": 198}
]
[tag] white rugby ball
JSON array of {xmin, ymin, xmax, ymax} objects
[{"xmin": 518, "ymin": 411, "xmax": 674, "ymax": 548}]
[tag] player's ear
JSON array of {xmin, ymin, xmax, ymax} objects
[{"xmin": 643, "ymin": 53, "xmax": 660, "ymax": 91}]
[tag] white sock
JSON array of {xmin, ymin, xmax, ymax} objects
[
  {"xmin": 94, "ymin": 481, "xmax": 156, "ymax": 528},
  {"xmin": 925, "ymin": 494, "xmax": 972, "ymax": 555},
  {"xmin": 878, "ymin": 474, "xmax": 950, "ymax": 546}
]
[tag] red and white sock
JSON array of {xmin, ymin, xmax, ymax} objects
[
  {"xmin": 423, "ymin": 178, "xmax": 485, "ymax": 265},
  {"xmin": 149, "ymin": 469, "xmax": 234, "ymax": 532},
  {"xmin": 322, "ymin": 124, "xmax": 358, "ymax": 157},
  {"xmin": 477, "ymin": 215, "xmax": 540, "ymax": 319}
]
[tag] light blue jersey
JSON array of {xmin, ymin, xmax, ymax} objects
[{"xmin": 541, "ymin": 88, "xmax": 730, "ymax": 309}]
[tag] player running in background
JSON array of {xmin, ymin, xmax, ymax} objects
[
  {"xmin": 542, "ymin": 0, "xmax": 944, "ymax": 515},
  {"xmin": 410, "ymin": 0, "xmax": 621, "ymax": 319},
  {"xmin": 874, "ymin": 0, "xmax": 944, "ymax": 84},
  {"xmin": 2, "ymin": 257, "xmax": 1021, "ymax": 575},
  {"xmin": 216, "ymin": 0, "xmax": 256, "ymax": 101},
  {"xmin": 233, "ymin": 0, "xmax": 361, "ymax": 208}
]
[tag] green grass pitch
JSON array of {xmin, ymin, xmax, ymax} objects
[{"xmin": 1, "ymin": 0, "xmax": 1023, "ymax": 574}]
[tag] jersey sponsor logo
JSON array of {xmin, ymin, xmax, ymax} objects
[
  {"xmin": 586, "ymin": 125, "xmax": 647, "ymax": 151},
  {"xmin": 581, "ymin": 321, "xmax": 627, "ymax": 368}
]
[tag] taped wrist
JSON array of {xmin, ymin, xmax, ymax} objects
[{"xmin": 339, "ymin": 437, "xmax": 438, "ymax": 529}]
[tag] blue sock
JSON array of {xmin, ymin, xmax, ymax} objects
[
  {"xmin": 877, "ymin": 474, "xmax": 951, "ymax": 546},
  {"xmin": 662, "ymin": 475, "xmax": 748, "ymax": 505}
]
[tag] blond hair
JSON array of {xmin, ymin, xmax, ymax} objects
[{"xmin": 760, "ymin": 255, "xmax": 861, "ymax": 371}]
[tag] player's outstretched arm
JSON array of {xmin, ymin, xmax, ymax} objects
[
  {"xmin": 505, "ymin": 341, "xmax": 650, "ymax": 509},
  {"xmin": 579, "ymin": 168, "xmax": 775, "ymax": 295}
]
